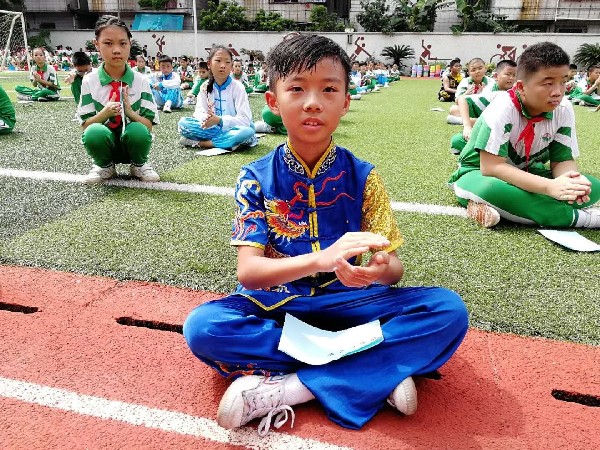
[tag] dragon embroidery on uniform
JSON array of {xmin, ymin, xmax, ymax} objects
[
  {"xmin": 265, "ymin": 170, "xmax": 354, "ymax": 242},
  {"xmin": 232, "ymin": 176, "xmax": 265, "ymax": 241}
]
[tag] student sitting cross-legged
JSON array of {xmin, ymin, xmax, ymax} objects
[
  {"xmin": 448, "ymin": 42, "xmax": 600, "ymax": 228},
  {"xmin": 182, "ymin": 34, "xmax": 469, "ymax": 436},
  {"xmin": 178, "ymin": 45, "xmax": 256, "ymax": 153}
]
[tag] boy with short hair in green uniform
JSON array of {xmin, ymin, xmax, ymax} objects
[
  {"xmin": 177, "ymin": 56, "xmax": 195, "ymax": 90},
  {"xmin": 448, "ymin": 42, "xmax": 600, "ymax": 228},
  {"xmin": 572, "ymin": 64, "xmax": 600, "ymax": 106},
  {"xmin": 15, "ymin": 48, "xmax": 60, "ymax": 102},
  {"xmin": 0, "ymin": 85, "xmax": 16, "ymax": 134},
  {"xmin": 449, "ymin": 60, "xmax": 517, "ymax": 154},
  {"xmin": 184, "ymin": 61, "xmax": 209, "ymax": 106},
  {"xmin": 78, "ymin": 15, "xmax": 160, "ymax": 184},
  {"xmin": 447, "ymin": 58, "xmax": 493, "ymax": 124},
  {"xmin": 132, "ymin": 55, "xmax": 152, "ymax": 76},
  {"xmin": 253, "ymin": 61, "xmax": 269, "ymax": 93},
  {"xmin": 232, "ymin": 60, "xmax": 253, "ymax": 94},
  {"xmin": 64, "ymin": 51, "xmax": 93, "ymax": 104}
]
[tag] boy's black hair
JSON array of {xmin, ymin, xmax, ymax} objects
[
  {"xmin": 180, "ymin": 56, "xmax": 188, "ymax": 62},
  {"xmin": 516, "ymin": 42, "xmax": 569, "ymax": 80},
  {"xmin": 587, "ymin": 64, "xmax": 600, "ymax": 73},
  {"xmin": 569, "ymin": 63, "xmax": 578, "ymax": 70},
  {"xmin": 72, "ymin": 51, "xmax": 91, "ymax": 67},
  {"xmin": 448, "ymin": 59, "xmax": 461, "ymax": 68},
  {"xmin": 358, "ymin": 61, "xmax": 367, "ymax": 67},
  {"xmin": 197, "ymin": 61, "xmax": 208, "ymax": 71},
  {"xmin": 467, "ymin": 57, "xmax": 485, "ymax": 69},
  {"xmin": 495, "ymin": 59, "xmax": 517, "ymax": 73},
  {"xmin": 266, "ymin": 34, "xmax": 351, "ymax": 91},
  {"xmin": 158, "ymin": 55, "xmax": 173, "ymax": 64},
  {"xmin": 94, "ymin": 15, "xmax": 132, "ymax": 40}
]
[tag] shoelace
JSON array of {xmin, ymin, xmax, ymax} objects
[{"xmin": 257, "ymin": 405, "xmax": 295, "ymax": 437}]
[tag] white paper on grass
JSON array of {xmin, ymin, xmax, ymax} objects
[
  {"xmin": 278, "ymin": 313, "xmax": 384, "ymax": 365},
  {"xmin": 538, "ymin": 229, "xmax": 600, "ymax": 252},
  {"xmin": 195, "ymin": 147, "xmax": 232, "ymax": 157}
]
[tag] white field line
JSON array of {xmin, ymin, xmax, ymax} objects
[
  {"xmin": 0, "ymin": 167, "xmax": 467, "ymax": 217},
  {"xmin": 0, "ymin": 375, "xmax": 352, "ymax": 450}
]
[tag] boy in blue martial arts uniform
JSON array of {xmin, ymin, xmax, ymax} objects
[{"xmin": 183, "ymin": 35, "xmax": 468, "ymax": 435}]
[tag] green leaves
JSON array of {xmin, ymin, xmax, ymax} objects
[
  {"xmin": 574, "ymin": 43, "xmax": 600, "ymax": 70},
  {"xmin": 380, "ymin": 44, "xmax": 415, "ymax": 72}
]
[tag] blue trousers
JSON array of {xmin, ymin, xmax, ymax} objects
[
  {"xmin": 178, "ymin": 116, "xmax": 255, "ymax": 149},
  {"xmin": 152, "ymin": 88, "xmax": 183, "ymax": 108},
  {"xmin": 183, "ymin": 284, "xmax": 468, "ymax": 429}
]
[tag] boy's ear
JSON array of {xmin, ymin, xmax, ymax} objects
[
  {"xmin": 93, "ymin": 39, "xmax": 99, "ymax": 51},
  {"xmin": 265, "ymin": 90, "xmax": 281, "ymax": 116},
  {"xmin": 341, "ymin": 92, "xmax": 351, "ymax": 117},
  {"xmin": 515, "ymin": 80, "xmax": 524, "ymax": 92}
]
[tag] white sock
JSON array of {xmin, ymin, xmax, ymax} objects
[{"xmin": 283, "ymin": 373, "xmax": 315, "ymax": 406}]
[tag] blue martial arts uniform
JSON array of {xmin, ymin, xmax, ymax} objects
[{"xmin": 183, "ymin": 140, "xmax": 468, "ymax": 429}]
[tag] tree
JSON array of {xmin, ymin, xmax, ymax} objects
[
  {"xmin": 0, "ymin": 0, "xmax": 24, "ymax": 11},
  {"xmin": 252, "ymin": 10, "xmax": 297, "ymax": 32},
  {"xmin": 129, "ymin": 39, "xmax": 143, "ymax": 59},
  {"xmin": 357, "ymin": 0, "xmax": 393, "ymax": 33},
  {"xmin": 28, "ymin": 30, "xmax": 55, "ymax": 53},
  {"xmin": 308, "ymin": 5, "xmax": 345, "ymax": 32},
  {"xmin": 574, "ymin": 43, "xmax": 600, "ymax": 70},
  {"xmin": 198, "ymin": 0, "xmax": 251, "ymax": 31},
  {"xmin": 380, "ymin": 44, "xmax": 414, "ymax": 73},
  {"xmin": 451, "ymin": 0, "xmax": 518, "ymax": 33},
  {"xmin": 357, "ymin": 0, "xmax": 441, "ymax": 33},
  {"xmin": 138, "ymin": 0, "xmax": 169, "ymax": 9}
]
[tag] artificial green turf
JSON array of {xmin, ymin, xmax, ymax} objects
[{"xmin": 1, "ymin": 71, "xmax": 599, "ymax": 345}]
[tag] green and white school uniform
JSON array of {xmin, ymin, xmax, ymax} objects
[
  {"xmin": 455, "ymin": 76, "xmax": 493, "ymax": 100},
  {"xmin": 133, "ymin": 66, "xmax": 152, "ymax": 76},
  {"xmin": 15, "ymin": 63, "xmax": 60, "ymax": 101},
  {"xmin": 572, "ymin": 77, "xmax": 600, "ymax": 106},
  {"xmin": 449, "ymin": 90, "xmax": 600, "ymax": 227},
  {"xmin": 0, "ymin": 85, "xmax": 16, "ymax": 134},
  {"xmin": 77, "ymin": 63, "xmax": 159, "ymax": 168}
]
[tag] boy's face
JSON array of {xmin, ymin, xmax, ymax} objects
[
  {"xmin": 589, "ymin": 68, "xmax": 600, "ymax": 82},
  {"xmin": 33, "ymin": 49, "xmax": 45, "ymax": 66},
  {"xmin": 468, "ymin": 61, "xmax": 486, "ymax": 82},
  {"xmin": 495, "ymin": 66, "xmax": 516, "ymax": 90},
  {"xmin": 136, "ymin": 57, "xmax": 145, "ymax": 68},
  {"xmin": 75, "ymin": 64, "xmax": 92, "ymax": 77},
  {"xmin": 181, "ymin": 60, "xmax": 188, "ymax": 68},
  {"xmin": 233, "ymin": 62, "xmax": 242, "ymax": 74},
  {"xmin": 159, "ymin": 62, "xmax": 173, "ymax": 75},
  {"xmin": 517, "ymin": 65, "xmax": 568, "ymax": 116},
  {"xmin": 265, "ymin": 57, "xmax": 350, "ymax": 153},
  {"xmin": 198, "ymin": 68, "xmax": 209, "ymax": 79},
  {"xmin": 450, "ymin": 63, "xmax": 462, "ymax": 75},
  {"xmin": 568, "ymin": 68, "xmax": 577, "ymax": 79},
  {"xmin": 359, "ymin": 65, "xmax": 367, "ymax": 74},
  {"xmin": 352, "ymin": 62, "xmax": 359, "ymax": 72}
]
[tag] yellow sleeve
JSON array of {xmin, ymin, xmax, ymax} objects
[{"xmin": 361, "ymin": 170, "xmax": 403, "ymax": 252}]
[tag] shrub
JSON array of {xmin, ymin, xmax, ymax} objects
[
  {"xmin": 308, "ymin": 5, "xmax": 345, "ymax": 32},
  {"xmin": 198, "ymin": 0, "xmax": 251, "ymax": 31},
  {"xmin": 252, "ymin": 10, "xmax": 297, "ymax": 32},
  {"xmin": 574, "ymin": 43, "xmax": 600, "ymax": 70},
  {"xmin": 380, "ymin": 44, "xmax": 414, "ymax": 73}
]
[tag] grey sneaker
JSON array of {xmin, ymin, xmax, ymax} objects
[
  {"xmin": 387, "ymin": 376, "xmax": 418, "ymax": 416},
  {"xmin": 17, "ymin": 94, "xmax": 32, "ymax": 101},
  {"xmin": 254, "ymin": 120, "xmax": 274, "ymax": 134},
  {"xmin": 84, "ymin": 164, "xmax": 117, "ymax": 184},
  {"xmin": 130, "ymin": 163, "xmax": 160, "ymax": 182},
  {"xmin": 37, "ymin": 96, "xmax": 49, "ymax": 102},
  {"xmin": 179, "ymin": 137, "xmax": 200, "ymax": 148},
  {"xmin": 578, "ymin": 207, "xmax": 600, "ymax": 228},
  {"xmin": 217, "ymin": 374, "xmax": 295, "ymax": 436}
]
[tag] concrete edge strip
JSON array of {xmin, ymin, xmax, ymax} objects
[
  {"xmin": 0, "ymin": 167, "xmax": 467, "ymax": 217},
  {"xmin": 0, "ymin": 375, "xmax": 352, "ymax": 450}
]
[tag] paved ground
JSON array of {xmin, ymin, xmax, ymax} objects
[{"xmin": 1, "ymin": 266, "xmax": 598, "ymax": 449}]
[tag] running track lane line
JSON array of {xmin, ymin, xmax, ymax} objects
[
  {"xmin": 0, "ymin": 167, "xmax": 467, "ymax": 217},
  {"xmin": 0, "ymin": 376, "xmax": 351, "ymax": 450}
]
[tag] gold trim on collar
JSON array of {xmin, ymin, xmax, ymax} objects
[{"xmin": 287, "ymin": 138, "xmax": 335, "ymax": 179}]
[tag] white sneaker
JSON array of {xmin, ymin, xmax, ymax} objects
[
  {"xmin": 578, "ymin": 207, "xmax": 600, "ymax": 228},
  {"xmin": 254, "ymin": 120, "xmax": 274, "ymax": 134},
  {"xmin": 130, "ymin": 163, "xmax": 160, "ymax": 182},
  {"xmin": 179, "ymin": 137, "xmax": 200, "ymax": 148},
  {"xmin": 17, "ymin": 94, "xmax": 32, "ymax": 101},
  {"xmin": 467, "ymin": 200, "xmax": 501, "ymax": 228},
  {"xmin": 217, "ymin": 374, "xmax": 295, "ymax": 436},
  {"xmin": 387, "ymin": 376, "xmax": 418, "ymax": 416},
  {"xmin": 350, "ymin": 94, "xmax": 362, "ymax": 100},
  {"xmin": 83, "ymin": 164, "xmax": 117, "ymax": 184},
  {"xmin": 183, "ymin": 96, "xmax": 196, "ymax": 106},
  {"xmin": 163, "ymin": 100, "xmax": 172, "ymax": 113},
  {"xmin": 446, "ymin": 115, "xmax": 463, "ymax": 125}
]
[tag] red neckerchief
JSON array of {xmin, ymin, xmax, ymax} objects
[
  {"xmin": 36, "ymin": 70, "xmax": 44, "ymax": 80},
  {"xmin": 508, "ymin": 87, "xmax": 544, "ymax": 172},
  {"xmin": 107, "ymin": 80, "xmax": 124, "ymax": 129}
]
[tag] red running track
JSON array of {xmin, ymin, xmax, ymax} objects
[{"xmin": 0, "ymin": 266, "xmax": 598, "ymax": 450}]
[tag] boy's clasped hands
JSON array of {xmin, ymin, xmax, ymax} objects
[
  {"xmin": 551, "ymin": 171, "xmax": 592, "ymax": 205},
  {"xmin": 319, "ymin": 232, "xmax": 392, "ymax": 288}
]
